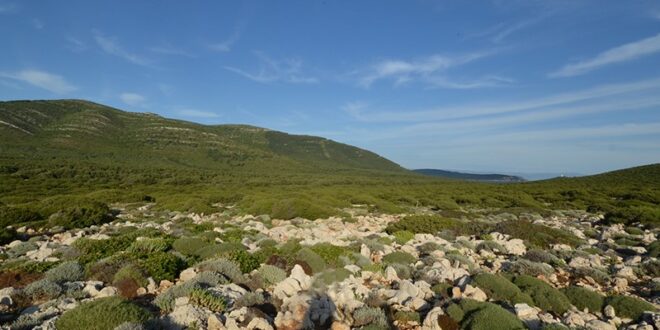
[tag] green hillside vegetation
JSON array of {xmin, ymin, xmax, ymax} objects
[{"xmin": 0, "ymin": 100, "xmax": 658, "ymax": 234}]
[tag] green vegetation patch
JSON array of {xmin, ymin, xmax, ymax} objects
[
  {"xmin": 561, "ymin": 286, "xmax": 605, "ymax": 313},
  {"xmin": 472, "ymin": 273, "xmax": 534, "ymax": 306},
  {"xmin": 512, "ymin": 275, "xmax": 571, "ymax": 315},
  {"xmin": 606, "ymin": 295, "xmax": 657, "ymax": 320},
  {"xmin": 55, "ymin": 297, "xmax": 151, "ymax": 330}
]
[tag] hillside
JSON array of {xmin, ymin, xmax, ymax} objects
[
  {"xmin": 413, "ymin": 169, "xmax": 526, "ymax": 182},
  {"xmin": 0, "ymin": 99, "xmax": 658, "ymax": 229},
  {"xmin": 0, "ymin": 100, "xmax": 403, "ymax": 173}
]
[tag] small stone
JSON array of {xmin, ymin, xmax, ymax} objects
[
  {"xmin": 451, "ymin": 286, "xmax": 462, "ymax": 299},
  {"xmin": 604, "ymin": 305, "xmax": 616, "ymax": 318},
  {"xmin": 97, "ymin": 286, "xmax": 117, "ymax": 298},
  {"xmin": 385, "ymin": 266, "xmax": 399, "ymax": 282},
  {"xmin": 179, "ymin": 267, "xmax": 197, "ymax": 282},
  {"xmin": 585, "ymin": 320, "xmax": 615, "ymax": 330},
  {"xmin": 136, "ymin": 287, "xmax": 147, "ymax": 296},
  {"xmin": 208, "ymin": 314, "xmax": 226, "ymax": 330}
]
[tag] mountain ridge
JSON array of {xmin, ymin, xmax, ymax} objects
[{"xmin": 413, "ymin": 169, "xmax": 526, "ymax": 182}]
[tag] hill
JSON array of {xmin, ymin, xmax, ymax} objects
[
  {"xmin": 413, "ymin": 169, "xmax": 525, "ymax": 182},
  {"xmin": 0, "ymin": 99, "xmax": 403, "ymax": 173},
  {"xmin": 0, "ymin": 99, "xmax": 658, "ymax": 229}
]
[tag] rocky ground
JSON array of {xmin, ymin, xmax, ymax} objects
[{"xmin": 0, "ymin": 205, "xmax": 658, "ymax": 329}]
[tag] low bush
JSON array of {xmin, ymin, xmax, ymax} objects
[
  {"xmin": 137, "ymin": 252, "xmax": 185, "ymax": 282},
  {"xmin": 296, "ymin": 248, "xmax": 327, "ymax": 274},
  {"xmin": 23, "ymin": 279, "xmax": 61, "ymax": 300},
  {"xmin": 572, "ymin": 267, "xmax": 611, "ymax": 285},
  {"xmin": 7, "ymin": 241, "xmax": 38, "ymax": 258},
  {"xmin": 226, "ymin": 249, "xmax": 261, "ymax": 273},
  {"xmin": 45, "ymin": 261, "xmax": 84, "ymax": 283},
  {"xmin": 258, "ymin": 264, "xmax": 287, "ymax": 286},
  {"xmin": 352, "ymin": 306, "xmax": 389, "ymax": 328},
  {"xmin": 561, "ymin": 286, "xmax": 605, "ymax": 313},
  {"xmin": 189, "ymin": 287, "xmax": 227, "ymax": 312},
  {"xmin": 606, "ymin": 295, "xmax": 657, "ymax": 320},
  {"xmin": 310, "ymin": 243, "xmax": 352, "ymax": 268},
  {"xmin": 506, "ymin": 259, "xmax": 554, "ymax": 277},
  {"xmin": 393, "ymin": 230, "xmax": 415, "ymax": 245},
  {"xmin": 171, "ymin": 237, "xmax": 209, "ymax": 256},
  {"xmin": 393, "ymin": 310, "xmax": 420, "ymax": 323},
  {"xmin": 476, "ymin": 241, "xmax": 508, "ymax": 254},
  {"xmin": 523, "ymin": 249, "xmax": 564, "ymax": 267},
  {"xmin": 195, "ymin": 258, "xmax": 245, "ymax": 283},
  {"xmin": 127, "ymin": 238, "xmax": 171, "ymax": 255},
  {"xmin": 385, "ymin": 215, "xmax": 485, "ymax": 236},
  {"xmin": 512, "ymin": 275, "xmax": 571, "ymax": 315},
  {"xmin": 313, "ymin": 268, "xmax": 352, "ymax": 287},
  {"xmin": 472, "ymin": 273, "xmax": 534, "ymax": 306},
  {"xmin": 382, "ymin": 251, "xmax": 415, "ymax": 265},
  {"xmin": 495, "ymin": 220, "xmax": 583, "ymax": 248},
  {"xmin": 48, "ymin": 202, "xmax": 114, "ymax": 230},
  {"xmin": 56, "ymin": 296, "xmax": 151, "ymax": 330},
  {"xmin": 457, "ymin": 299, "xmax": 526, "ymax": 330}
]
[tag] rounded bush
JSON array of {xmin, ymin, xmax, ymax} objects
[
  {"xmin": 561, "ymin": 286, "xmax": 604, "ymax": 313},
  {"xmin": 172, "ymin": 237, "xmax": 209, "ymax": 256},
  {"xmin": 606, "ymin": 295, "xmax": 656, "ymax": 320},
  {"xmin": 138, "ymin": 252, "xmax": 185, "ymax": 282},
  {"xmin": 296, "ymin": 248, "xmax": 327, "ymax": 274},
  {"xmin": 459, "ymin": 301, "xmax": 526, "ymax": 330},
  {"xmin": 45, "ymin": 261, "xmax": 84, "ymax": 283},
  {"xmin": 258, "ymin": 264, "xmax": 287, "ymax": 286},
  {"xmin": 56, "ymin": 297, "xmax": 151, "ymax": 330},
  {"xmin": 512, "ymin": 275, "xmax": 571, "ymax": 315},
  {"xmin": 382, "ymin": 251, "xmax": 415, "ymax": 265},
  {"xmin": 393, "ymin": 230, "xmax": 415, "ymax": 245},
  {"xmin": 472, "ymin": 273, "xmax": 534, "ymax": 306}
]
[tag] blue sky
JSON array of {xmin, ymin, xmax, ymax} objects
[{"xmin": 1, "ymin": 0, "xmax": 659, "ymax": 175}]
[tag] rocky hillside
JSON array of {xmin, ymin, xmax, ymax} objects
[
  {"xmin": 0, "ymin": 100, "xmax": 403, "ymax": 173},
  {"xmin": 0, "ymin": 206, "xmax": 657, "ymax": 329}
]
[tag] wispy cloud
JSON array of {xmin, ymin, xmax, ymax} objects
[
  {"xmin": 353, "ymin": 51, "xmax": 505, "ymax": 88},
  {"xmin": 0, "ymin": 2, "xmax": 17, "ymax": 14},
  {"xmin": 346, "ymin": 77, "xmax": 660, "ymax": 123},
  {"xmin": 149, "ymin": 43, "xmax": 195, "ymax": 58},
  {"xmin": 225, "ymin": 52, "xmax": 318, "ymax": 84},
  {"xmin": 550, "ymin": 33, "xmax": 660, "ymax": 77},
  {"xmin": 0, "ymin": 69, "xmax": 77, "ymax": 94},
  {"xmin": 469, "ymin": 18, "xmax": 540, "ymax": 43},
  {"xmin": 178, "ymin": 109, "xmax": 220, "ymax": 118},
  {"xmin": 66, "ymin": 36, "xmax": 87, "ymax": 52},
  {"xmin": 119, "ymin": 92, "xmax": 146, "ymax": 106},
  {"xmin": 94, "ymin": 31, "xmax": 151, "ymax": 66},
  {"xmin": 31, "ymin": 18, "xmax": 44, "ymax": 29},
  {"xmin": 208, "ymin": 23, "xmax": 243, "ymax": 52}
]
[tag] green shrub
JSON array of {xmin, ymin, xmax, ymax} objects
[
  {"xmin": 393, "ymin": 230, "xmax": 415, "ymax": 245},
  {"xmin": 56, "ymin": 297, "xmax": 151, "ymax": 330},
  {"xmin": 313, "ymin": 268, "xmax": 351, "ymax": 287},
  {"xmin": 648, "ymin": 240, "xmax": 660, "ymax": 258},
  {"xmin": 235, "ymin": 291, "xmax": 267, "ymax": 308},
  {"xmin": 512, "ymin": 275, "xmax": 571, "ymax": 315},
  {"xmin": 382, "ymin": 251, "xmax": 415, "ymax": 265},
  {"xmin": 353, "ymin": 306, "xmax": 388, "ymax": 328},
  {"xmin": 45, "ymin": 261, "xmax": 84, "ymax": 283},
  {"xmin": 507, "ymin": 259, "xmax": 554, "ymax": 277},
  {"xmin": 495, "ymin": 220, "xmax": 583, "ymax": 248},
  {"xmin": 258, "ymin": 264, "xmax": 287, "ymax": 286},
  {"xmin": 296, "ymin": 248, "xmax": 327, "ymax": 274},
  {"xmin": 73, "ymin": 236, "xmax": 133, "ymax": 265},
  {"xmin": 171, "ymin": 237, "xmax": 209, "ymax": 256},
  {"xmin": 393, "ymin": 311, "xmax": 420, "ymax": 323},
  {"xmin": 385, "ymin": 215, "xmax": 483, "ymax": 236},
  {"xmin": 390, "ymin": 263, "xmax": 412, "ymax": 279},
  {"xmin": 7, "ymin": 241, "xmax": 38, "ymax": 258},
  {"xmin": 127, "ymin": 238, "xmax": 171, "ymax": 254},
  {"xmin": 195, "ymin": 258, "xmax": 245, "ymax": 283},
  {"xmin": 523, "ymin": 249, "xmax": 563, "ymax": 266},
  {"xmin": 606, "ymin": 295, "xmax": 657, "ymax": 320},
  {"xmin": 472, "ymin": 273, "xmax": 534, "ymax": 306},
  {"xmin": 572, "ymin": 267, "xmax": 611, "ymax": 285},
  {"xmin": 0, "ymin": 227, "xmax": 18, "ymax": 245},
  {"xmin": 561, "ymin": 286, "xmax": 605, "ymax": 313},
  {"xmin": 189, "ymin": 287, "xmax": 227, "ymax": 312},
  {"xmin": 23, "ymin": 279, "xmax": 62, "ymax": 300},
  {"xmin": 624, "ymin": 226, "xmax": 644, "ymax": 235},
  {"xmin": 476, "ymin": 241, "xmax": 508, "ymax": 254},
  {"xmin": 113, "ymin": 264, "xmax": 147, "ymax": 287},
  {"xmin": 445, "ymin": 303, "xmax": 465, "ymax": 322},
  {"xmin": 309, "ymin": 243, "xmax": 351, "ymax": 267},
  {"xmin": 138, "ymin": 252, "xmax": 185, "ymax": 282},
  {"xmin": 48, "ymin": 202, "xmax": 114, "ymax": 230},
  {"xmin": 461, "ymin": 299, "xmax": 527, "ymax": 330},
  {"xmin": 227, "ymin": 249, "xmax": 261, "ymax": 273}
]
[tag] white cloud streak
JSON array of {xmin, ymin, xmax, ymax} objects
[
  {"xmin": 550, "ymin": 33, "xmax": 660, "ymax": 77},
  {"xmin": 0, "ymin": 69, "xmax": 77, "ymax": 94},
  {"xmin": 94, "ymin": 31, "xmax": 150, "ymax": 66},
  {"xmin": 225, "ymin": 52, "xmax": 318, "ymax": 84},
  {"xmin": 354, "ymin": 51, "xmax": 506, "ymax": 89},
  {"xmin": 208, "ymin": 23, "xmax": 243, "ymax": 52},
  {"xmin": 149, "ymin": 44, "xmax": 195, "ymax": 58},
  {"xmin": 119, "ymin": 92, "xmax": 146, "ymax": 106},
  {"xmin": 346, "ymin": 77, "xmax": 660, "ymax": 123}
]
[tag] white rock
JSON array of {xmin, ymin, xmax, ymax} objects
[
  {"xmin": 463, "ymin": 285, "xmax": 487, "ymax": 302},
  {"xmin": 273, "ymin": 265, "xmax": 311, "ymax": 301},
  {"xmin": 421, "ymin": 306, "xmax": 445, "ymax": 330},
  {"xmin": 502, "ymin": 238, "xmax": 526, "ymax": 256},
  {"xmin": 96, "ymin": 286, "xmax": 118, "ymax": 298},
  {"xmin": 604, "ymin": 305, "xmax": 616, "ymax": 318},
  {"xmin": 207, "ymin": 314, "xmax": 226, "ymax": 330},
  {"xmin": 585, "ymin": 320, "xmax": 616, "ymax": 330},
  {"xmin": 385, "ymin": 266, "xmax": 400, "ymax": 282},
  {"xmin": 179, "ymin": 267, "xmax": 197, "ymax": 282}
]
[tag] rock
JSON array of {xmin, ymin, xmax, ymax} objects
[
  {"xmin": 451, "ymin": 286, "xmax": 462, "ymax": 299},
  {"xmin": 330, "ymin": 321, "xmax": 350, "ymax": 330},
  {"xmin": 97, "ymin": 286, "xmax": 118, "ymax": 298},
  {"xmin": 0, "ymin": 295, "xmax": 13, "ymax": 307},
  {"xmin": 273, "ymin": 264, "xmax": 311, "ymax": 301},
  {"xmin": 462, "ymin": 285, "xmax": 487, "ymax": 302},
  {"xmin": 179, "ymin": 267, "xmax": 197, "ymax": 282},
  {"xmin": 246, "ymin": 317, "xmax": 274, "ymax": 330},
  {"xmin": 421, "ymin": 306, "xmax": 445, "ymax": 330},
  {"xmin": 83, "ymin": 281, "xmax": 103, "ymax": 297},
  {"xmin": 207, "ymin": 314, "xmax": 226, "ymax": 330},
  {"xmin": 613, "ymin": 277, "xmax": 628, "ymax": 292},
  {"xmin": 515, "ymin": 303, "xmax": 541, "ymax": 330},
  {"xmin": 147, "ymin": 277, "xmax": 158, "ymax": 293},
  {"xmin": 164, "ymin": 297, "xmax": 209, "ymax": 328},
  {"xmin": 275, "ymin": 293, "xmax": 334, "ymax": 330},
  {"xmin": 502, "ymin": 238, "xmax": 526, "ymax": 255},
  {"xmin": 615, "ymin": 266, "xmax": 637, "ymax": 280},
  {"xmin": 604, "ymin": 305, "xmax": 616, "ymax": 318},
  {"xmin": 385, "ymin": 266, "xmax": 399, "ymax": 282},
  {"xmin": 344, "ymin": 265, "xmax": 361, "ymax": 274},
  {"xmin": 585, "ymin": 320, "xmax": 616, "ymax": 330}
]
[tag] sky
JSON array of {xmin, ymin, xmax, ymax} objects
[{"xmin": 1, "ymin": 0, "xmax": 659, "ymax": 175}]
